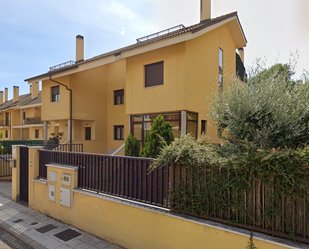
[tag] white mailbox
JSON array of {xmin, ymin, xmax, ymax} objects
[
  {"xmin": 49, "ymin": 171, "xmax": 57, "ymax": 183},
  {"xmin": 49, "ymin": 184, "xmax": 55, "ymax": 202},
  {"xmin": 62, "ymin": 173, "xmax": 71, "ymax": 186},
  {"xmin": 60, "ymin": 187, "xmax": 71, "ymax": 208}
]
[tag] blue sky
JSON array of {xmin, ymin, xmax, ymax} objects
[{"xmin": 1, "ymin": 0, "xmax": 308, "ymax": 99}]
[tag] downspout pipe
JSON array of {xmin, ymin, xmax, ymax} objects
[{"xmin": 48, "ymin": 74, "xmax": 73, "ymax": 151}]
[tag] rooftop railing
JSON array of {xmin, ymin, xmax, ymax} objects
[
  {"xmin": 137, "ymin": 24, "xmax": 186, "ymax": 43},
  {"xmin": 49, "ymin": 60, "xmax": 75, "ymax": 71}
]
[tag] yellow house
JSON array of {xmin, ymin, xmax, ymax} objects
[
  {"xmin": 0, "ymin": 83, "xmax": 46, "ymax": 141},
  {"xmin": 24, "ymin": 0, "xmax": 247, "ymax": 154}
]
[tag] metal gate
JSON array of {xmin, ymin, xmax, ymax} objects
[{"xmin": 19, "ymin": 146, "xmax": 29, "ymax": 204}]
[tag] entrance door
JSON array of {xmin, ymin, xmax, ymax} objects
[{"xmin": 19, "ymin": 146, "xmax": 29, "ymax": 204}]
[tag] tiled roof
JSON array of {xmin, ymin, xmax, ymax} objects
[
  {"xmin": 25, "ymin": 11, "xmax": 246, "ymax": 81},
  {"xmin": 0, "ymin": 92, "xmax": 42, "ymax": 111}
]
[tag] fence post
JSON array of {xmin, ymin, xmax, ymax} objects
[
  {"xmin": 169, "ymin": 163, "xmax": 175, "ymax": 209},
  {"xmin": 28, "ymin": 146, "xmax": 44, "ymax": 208},
  {"xmin": 11, "ymin": 145, "xmax": 20, "ymax": 202}
]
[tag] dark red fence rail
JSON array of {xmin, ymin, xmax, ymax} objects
[{"xmin": 38, "ymin": 150, "xmax": 169, "ymax": 208}]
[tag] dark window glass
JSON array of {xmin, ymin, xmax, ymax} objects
[
  {"xmin": 131, "ymin": 112, "xmax": 180, "ymax": 142},
  {"xmin": 187, "ymin": 112, "xmax": 198, "ymax": 138},
  {"xmin": 201, "ymin": 120, "xmax": 207, "ymax": 135},
  {"xmin": 114, "ymin": 125, "xmax": 124, "ymax": 140},
  {"xmin": 23, "ymin": 112, "xmax": 26, "ymax": 120},
  {"xmin": 219, "ymin": 48, "xmax": 223, "ymax": 90},
  {"xmin": 114, "ymin": 89, "xmax": 124, "ymax": 105},
  {"xmin": 85, "ymin": 127, "xmax": 91, "ymax": 140},
  {"xmin": 51, "ymin": 86, "xmax": 60, "ymax": 102},
  {"xmin": 5, "ymin": 130, "xmax": 8, "ymax": 138},
  {"xmin": 35, "ymin": 129, "xmax": 39, "ymax": 139},
  {"xmin": 145, "ymin": 61, "xmax": 164, "ymax": 87}
]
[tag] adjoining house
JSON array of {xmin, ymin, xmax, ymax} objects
[
  {"xmin": 0, "ymin": 83, "xmax": 47, "ymax": 141},
  {"xmin": 24, "ymin": 0, "xmax": 247, "ymax": 154}
]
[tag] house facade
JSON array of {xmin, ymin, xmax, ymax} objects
[
  {"xmin": 24, "ymin": 0, "xmax": 247, "ymax": 154},
  {"xmin": 0, "ymin": 84, "xmax": 47, "ymax": 141}
]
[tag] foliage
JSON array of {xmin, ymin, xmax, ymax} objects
[
  {"xmin": 210, "ymin": 63, "xmax": 309, "ymax": 149},
  {"xmin": 151, "ymin": 135, "xmax": 309, "ymax": 241},
  {"xmin": 140, "ymin": 114, "xmax": 174, "ymax": 158},
  {"xmin": 48, "ymin": 132, "xmax": 63, "ymax": 144},
  {"xmin": 125, "ymin": 134, "xmax": 140, "ymax": 157},
  {"xmin": 246, "ymin": 232, "xmax": 258, "ymax": 249}
]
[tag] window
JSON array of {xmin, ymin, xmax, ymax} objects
[
  {"xmin": 5, "ymin": 130, "xmax": 8, "ymax": 138},
  {"xmin": 51, "ymin": 86, "xmax": 60, "ymax": 102},
  {"xmin": 218, "ymin": 48, "xmax": 223, "ymax": 90},
  {"xmin": 187, "ymin": 112, "xmax": 198, "ymax": 138},
  {"xmin": 114, "ymin": 125, "xmax": 124, "ymax": 140},
  {"xmin": 114, "ymin": 89, "xmax": 124, "ymax": 105},
  {"xmin": 85, "ymin": 127, "xmax": 91, "ymax": 140},
  {"xmin": 131, "ymin": 112, "xmax": 180, "ymax": 142},
  {"xmin": 201, "ymin": 120, "xmax": 207, "ymax": 135},
  {"xmin": 35, "ymin": 129, "xmax": 39, "ymax": 139},
  {"xmin": 23, "ymin": 112, "xmax": 26, "ymax": 120},
  {"xmin": 145, "ymin": 61, "xmax": 164, "ymax": 87}
]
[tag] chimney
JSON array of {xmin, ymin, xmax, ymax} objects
[
  {"xmin": 13, "ymin": 86, "xmax": 19, "ymax": 103},
  {"xmin": 76, "ymin": 35, "xmax": 84, "ymax": 62},
  {"xmin": 31, "ymin": 82, "xmax": 39, "ymax": 99},
  {"xmin": 4, "ymin": 88, "xmax": 8, "ymax": 102},
  {"xmin": 200, "ymin": 0, "xmax": 211, "ymax": 22},
  {"xmin": 238, "ymin": 48, "xmax": 245, "ymax": 64},
  {"xmin": 0, "ymin": 91, "xmax": 3, "ymax": 105}
]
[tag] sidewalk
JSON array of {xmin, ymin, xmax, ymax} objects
[{"xmin": 0, "ymin": 181, "xmax": 123, "ymax": 249}]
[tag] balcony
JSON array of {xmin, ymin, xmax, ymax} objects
[
  {"xmin": 0, "ymin": 120, "xmax": 10, "ymax": 127},
  {"xmin": 23, "ymin": 117, "xmax": 43, "ymax": 125}
]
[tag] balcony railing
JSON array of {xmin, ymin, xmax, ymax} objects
[
  {"xmin": 49, "ymin": 60, "xmax": 75, "ymax": 71},
  {"xmin": 24, "ymin": 117, "xmax": 42, "ymax": 125},
  {"xmin": 0, "ymin": 120, "xmax": 10, "ymax": 126}
]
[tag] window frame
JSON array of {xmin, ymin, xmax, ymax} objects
[
  {"xmin": 35, "ymin": 129, "xmax": 39, "ymax": 139},
  {"xmin": 201, "ymin": 120, "xmax": 207, "ymax": 135},
  {"xmin": 114, "ymin": 89, "xmax": 124, "ymax": 105},
  {"xmin": 186, "ymin": 112, "xmax": 198, "ymax": 139},
  {"xmin": 85, "ymin": 127, "xmax": 91, "ymax": 140},
  {"xmin": 51, "ymin": 86, "xmax": 60, "ymax": 102},
  {"xmin": 145, "ymin": 61, "xmax": 164, "ymax": 88},
  {"xmin": 218, "ymin": 48, "xmax": 223, "ymax": 90},
  {"xmin": 114, "ymin": 125, "xmax": 124, "ymax": 140}
]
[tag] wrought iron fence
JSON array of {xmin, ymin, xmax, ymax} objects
[{"xmin": 38, "ymin": 150, "xmax": 169, "ymax": 208}]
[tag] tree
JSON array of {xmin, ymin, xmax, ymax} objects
[
  {"xmin": 125, "ymin": 134, "xmax": 140, "ymax": 157},
  {"xmin": 210, "ymin": 63, "xmax": 309, "ymax": 149},
  {"xmin": 140, "ymin": 114, "xmax": 174, "ymax": 158}
]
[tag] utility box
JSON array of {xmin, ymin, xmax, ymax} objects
[
  {"xmin": 60, "ymin": 187, "xmax": 71, "ymax": 208},
  {"xmin": 62, "ymin": 173, "xmax": 71, "ymax": 186},
  {"xmin": 49, "ymin": 171, "xmax": 57, "ymax": 183},
  {"xmin": 49, "ymin": 185, "xmax": 55, "ymax": 202}
]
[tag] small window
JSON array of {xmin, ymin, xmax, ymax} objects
[
  {"xmin": 145, "ymin": 61, "xmax": 164, "ymax": 87},
  {"xmin": 5, "ymin": 130, "xmax": 8, "ymax": 138},
  {"xmin": 114, "ymin": 89, "xmax": 124, "ymax": 105},
  {"xmin": 23, "ymin": 112, "xmax": 26, "ymax": 120},
  {"xmin": 35, "ymin": 129, "xmax": 39, "ymax": 139},
  {"xmin": 187, "ymin": 112, "xmax": 198, "ymax": 138},
  {"xmin": 51, "ymin": 86, "xmax": 60, "ymax": 102},
  {"xmin": 85, "ymin": 127, "xmax": 91, "ymax": 140},
  {"xmin": 201, "ymin": 120, "xmax": 207, "ymax": 135},
  {"xmin": 218, "ymin": 48, "xmax": 223, "ymax": 90},
  {"xmin": 114, "ymin": 125, "xmax": 124, "ymax": 140}
]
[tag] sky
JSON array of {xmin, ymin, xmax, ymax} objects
[{"xmin": 0, "ymin": 0, "xmax": 308, "ymax": 99}]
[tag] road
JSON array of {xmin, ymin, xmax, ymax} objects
[{"xmin": 0, "ymin": 227, "xmax": 33, "ymax": 249}]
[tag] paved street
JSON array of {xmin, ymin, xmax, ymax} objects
[
  {"xmin": 0, "ymin": 180, "xmax": 122, "ymax": 249},
  {"xmin": 0, "ymin": 226, "xmax": 34, "ymax": 249}
]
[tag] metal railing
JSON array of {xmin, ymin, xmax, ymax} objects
[
  {"xmin": 49, "ymin": 60, "xmax": 75, "ymax": 71},
  {"xmin": 24, "ymin": 116, "xmax": 42, "ymax": 125},
  {"xmin": 137, "ymin": 24, "xmax": 185, "ymax": 43},
  {"xmin": 38, "ymin": 150, "xmax": 169, "ymax": 208},
  {"xmin": 0, "ymin": 120, "xmax": 10, "ymax": 126},
  {"xmin": 53, "ymin": 144, "xmax": 83, "ymax": 153}
]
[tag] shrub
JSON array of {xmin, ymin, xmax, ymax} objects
[
  {"xmin": 140, "ymin": 114, "xmax": 174, "ymax": 158},
  {"xmin": 125, "ymin": 134, "xmax": 140, "ymax": 157}
]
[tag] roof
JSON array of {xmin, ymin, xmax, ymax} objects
[
  {"xmin": 25, "ymin": 11, "xmax": 247, "ymax": 82},
  {"xmin": 0, "ymin": 92, "xmax": 42, "ymax": 111}
]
